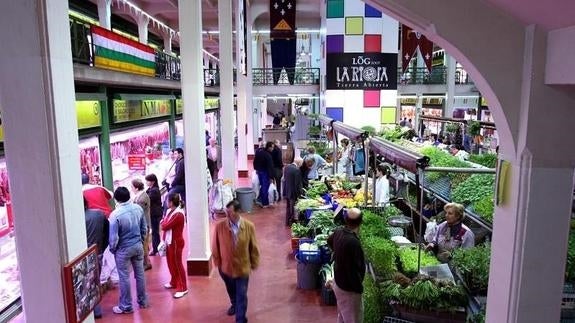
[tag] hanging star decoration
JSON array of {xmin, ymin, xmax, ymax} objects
[{"xmin": 271, "ymin": 0, "xmax": 295, "ymax": 33}]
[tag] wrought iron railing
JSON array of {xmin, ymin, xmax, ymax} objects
[
  {"xmin": 204, "ymin": 68, "xmax": 219, "ymax": 87},
  {"xmin": 252, "ymin": 68, "xmax": 320, "ymax": 85},
  {"xmin": 398, "ymin": 66, "xmax": 447, "ymax": 85},
  {"xmin": 455, "ymin": 66, "xmax": 473, "ymax": 84},
  {"xmin": 155, "ymin": 51, "xmax": 181, "ymax": 81},
  {"xmin": 69, "ymin": 16, "xmax": 92, "ymax": 65}
]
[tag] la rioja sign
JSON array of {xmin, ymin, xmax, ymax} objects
[{"xmin": 326, "ymin": 53, "xmax": 398, "ymax": 90}]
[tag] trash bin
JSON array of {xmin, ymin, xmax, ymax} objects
[
  {"xmin": 296, "ymin": 254, "xmax": 321, "ymax": 290},
  {"xmin": 235, "ymin": 187, "xmax": 255, "ymax": 213}
]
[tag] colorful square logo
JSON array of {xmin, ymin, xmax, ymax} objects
[
  {"xmin": 345, "ymin": 17, "xmax": 364, "ymax": 35},
  {"xmin": 364, "ymin": 90, "xmax": 380, "ymax": 107},
  {"xmin": 364, "ymin": 34, "xmax": 382, "ymax": 53},
  {"xmin": 326, "ymin": 35, "xmax": 344, "ymax": 53},
  {"xmin": 327, "ymin": 0, "xmax": 345, "ymax": 19}
]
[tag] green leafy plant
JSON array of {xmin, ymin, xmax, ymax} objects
[
  {"xmin": 361, "ymin": 125, "xmax": 377, "ymax": 136},
  {"xmin": 398, "ymin": 246, "xmax": 440, "ymax": 277},
  {"xmin": 305, "ymin": 181, "xmax": 328, "ymax": 198},
  {"xmin": 291, "ymin": 223, "xmax": 310, "ymax": 238},
  {"xmin": 307, "ymin": 140, "xmax": 329, "ymax": 157},
  {"xmin": 451, "ymin": 174, "xmax": 495, "ymax": 206},
  {"xmin": 468, "ymin": 153, "xmax": 498, "ymax": 168},
  {"xmin": 363, "ymin": 275, "xmax": 385, "ymax": 323},
  {"xmin": 451, "ymin": 244, "xmax": 491, "ymax": 294},
  {"xmin": 295, "ymin": 199, "xmax": 323, "ymax": 212},
  {"xmin": 472, "ymin": 195, "xmax": 495, "ymax": 223},
  {"xmin": 445, "ymin": 123, "xmax": 460, "ymax": 134},
  {"xmin": 467, "ymin": 120, "xmax": 481, "ymax": 136},
  {"xmin": 362, "ymin": 236, "xmax": 397, "ymax": 278}
]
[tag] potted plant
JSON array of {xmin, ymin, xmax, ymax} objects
[{"xmin": 468, "ymin": 120, "xmax": 482, "ymax": 144}]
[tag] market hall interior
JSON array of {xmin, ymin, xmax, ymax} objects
[{"xmin": 0, "ymin": 0, "xmax": 574, "ymax": 323}]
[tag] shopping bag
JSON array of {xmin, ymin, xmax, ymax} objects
[
  {"xmin": 210, "ymin": 180, "xmax": 235, "ymax": 214},
  {"xmin": 424, "ymin": 220, "xmax": 438, "ymax": 243},
  {"xmin": 268, "ymin": 183, "xmax": 278, "ymax": 205},
  {"xmin": 251, "ymin": 172, "xmax": 260, "ymax": 199},
  {"xmin": 157, "ymin": 241, "xmax": 167, "ymax": 257}
]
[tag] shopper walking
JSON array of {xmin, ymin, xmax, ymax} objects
[
  {"xmin": 82, "ymin": 173, "xmax": 113, "ymax": 217},
  {"xmin": 131, "ymin": 178, "xmax": 152, "ymax": 270},
  {"xmin": 253, "ymin": 141, "xmax": 275, "ymax": 207},
  {"xmin": 160, "ymin": 193, "xmax": 188, "ymax": 299},
  {"xmin": 327, "ymin": 208, "xmax": 365, "ymax": 323},
  {"xmin": 108, "ymin": 187, "xmax": 148, "ymax": 314},
  {"xmin": 164, "ymin": 148, "xmax": 186, "ymax": 207},
  {"xmin": 84, "ymin": 198, "xmax": 109, "ymax": 319},
  {"xmin": 212, "ymin": 200, "xmax": 260, "ymax": 323},
  {"xmin": 305, "ymin": 146, "xmax": 327, "ymax": 180},
  {"xmin": 145, "ymin": 174, "xmax": 163, "ymax": 256},
  {"xmin": 207, "ymin": 138, "xmax": 221, "ymax": 182},
  {"xmin": 283, "ymin": 158, "xmax": 303, "ymax": 226},
  {"xmin": 271, "ymin": 140, "xmax": 284, "ymax": 200}
]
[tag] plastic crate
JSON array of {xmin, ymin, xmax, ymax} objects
[{"xmin": 298, "ymin": 239, "xmax": 321, "ymax": 264}]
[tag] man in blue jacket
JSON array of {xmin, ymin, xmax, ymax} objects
[
  {"xmin": 253, "ymin": 142, "xmax": 275, "ymax": 207},
  {"xmin": 109, "ymin": 187, "xmax": 148, "ymax": 314}
]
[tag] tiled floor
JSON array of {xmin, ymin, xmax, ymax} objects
[
  {"xmin": 97, "ymin": 201, "xmax": 337, "ymax": 323},
  {"xmin": 12, "ymin": 197, "xmax": 337, "ymax": 323}
]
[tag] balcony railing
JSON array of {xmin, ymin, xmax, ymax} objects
[
  {"xmin": 69, "ymin": 17, "xmax": 92, "ymax": 65},
  {"xmin": 455, "ymin": 66, "xmax": 473, "ymax": 84},
  {"xmin": 155, "ymin": 51, "xmax": 181, "ymax": 81},
  {"xmin": 252, "ymin": 68, "xmax": 320, "ymax": 86},
  {"xmin": 398, "ymin": 66, "xmax": 447, "ymax": 85}
]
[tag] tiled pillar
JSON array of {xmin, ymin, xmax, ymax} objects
[
  {"xmin": 0, "ymin": 1, "xmax": 89, "ymax": 322},
  {"xmin": 178, "ymin": 0, "xmax": 211, "ymax": 275},
  {"xmin": 235, "ymin": 0, "xmax": 249, "ymax": 177},
  {"xmin": 445, "ymin": 54, "xmax": 456, "ymax": 118},
  {"xmin": 218, "ymin": 0, "xmax": 236, "ymax": 183}
]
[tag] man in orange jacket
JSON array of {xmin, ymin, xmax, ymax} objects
[{"xmin": 211, "ymin": 200, "xmax": 260, "ymax": 323}]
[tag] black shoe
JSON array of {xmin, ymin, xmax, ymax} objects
[{"xmin": 227, "ymin": 305, "xmax": 235, "ymax": 316}]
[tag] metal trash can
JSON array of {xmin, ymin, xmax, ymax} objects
[
  {"xmin": 235, "ymin": 187, "xmax": 255, "ymax": 213},
  {"xmin": 296, "ymin": 254, "xmax": 321, "ymax": 290}
]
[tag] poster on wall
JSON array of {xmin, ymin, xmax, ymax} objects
[
  {"xmin": 326, "ymin": 53, "xmax": 398, "ymax": 90},
  {"xmin": 63, "ymin": 245, "xmax": 101, "ymax": 323}
]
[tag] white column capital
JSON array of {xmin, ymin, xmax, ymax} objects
[
  {"xmin": 97, "ymin": 0, "xmax": 112, "ymax": 29},
  {"xmin": 137, "ymin": 14, "xmax": 150, "ymax": 44}
]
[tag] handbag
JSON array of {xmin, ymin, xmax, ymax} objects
[{"xmin": 157, "ymin": 241, "xmax": 167, "ymax": 257}]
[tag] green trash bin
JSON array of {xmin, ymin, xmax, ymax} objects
[{"xmin": 235, "ymin": 187, "xmax": 255, "ymax": 213}]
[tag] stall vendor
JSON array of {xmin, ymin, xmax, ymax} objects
[{"xmin": 426, "ymin": 202, "xmax": 474, "ymax": 262}]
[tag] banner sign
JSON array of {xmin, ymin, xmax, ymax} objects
[
  {"xmin": 76, "ymin": 101, "xmax": 101, "ymax": 129},
  {"xmin": 127, "ymin": 154, "xmax": 146, "ymax": 170},
  {"xmin": 326, "ymin": 53, "xmax": 398, "ymax": 90},
  {"xmin": 175, "ymin": 98, "xmax": 220, "ymax": 114},
  {"xmin": 113, "ymin": 100, "xmax": 170, "ymax": 123}
]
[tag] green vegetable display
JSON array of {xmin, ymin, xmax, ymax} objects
[
  {"xmin": 472, "ymin": 195, "xmax": 495, "ymax": 223},
  {"xmin": 398, "ymin": 246, "xmax": 440, "ymax": 277},
  {"xmin": 451, "ymin": 244, "xmax": 491, "ymax": 294},
  {"xmin": 295, "ymin": 199, "xmax": 323, "ymax": 212},
  {"xmin": 565, "ymin": 231, "xmax": 575, "ymax": 283},
  {"xmin": 308, "ymin": 210, "xmax": 337, "ymax": 236},
  {"xmin": 290, "ymin": 223, "xmax": 310, "ymax": 238},
  {"xmin": 451, "ymin": 174, "xmax": 495, "ymax": 206},
  {"xmin": 363, "ymin": 274, "xmax": 385, "ymax": 323},
  {"xmin": 305, "ymin": 181, "xmax": 329, "ymax": 199},
  {"xmin": 468, "ymin": 153, "xmax": 498, "ymax": 168},
  {"xmin": 362, "ymin": 236, "xmax": 397, "ymax": 278},
  {"xmin": 420, "ymin": 146, "xmax": 471, "ymax": 184},
  {"xmin": 399, "ymin": 276, "xmax": 467, "ymax": 311},
  {"xmin": 360, "ymin": 210, "xmax": 391, "ymax": 242}
]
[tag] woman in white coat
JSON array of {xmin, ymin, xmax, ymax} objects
[{"xmin": 374, "ymin": 163, "xmax": 390, "ymax": 206}]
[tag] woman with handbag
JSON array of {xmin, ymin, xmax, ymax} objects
[
  {"xmin": 160, "ymin": 193, "xmax": 188, "ymax": 299},
  {"xmin": 145, "ymin": 174, "xmax": 163, "ymax": 256}
]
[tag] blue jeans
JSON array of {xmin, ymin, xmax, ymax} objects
[
  {"xmin": 219, "ymin": 270, "xmax": 249, "ymax": 323},
  {"xmin": 114, "ymin": 243, "xmax": 148, "ymax": 311},
  {"xmin": 256, "ymin": 170, "xmax": 270, "ymax": 206}
]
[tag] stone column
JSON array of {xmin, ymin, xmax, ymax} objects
[
  {"xmin": 163, "ymin": 32, "xmax": 173, "ymax": 54},
  {"xmin": 218, "ymin": 0, "xmax": 235, "ymax": 182},
  {"xmin": 97, "ymin": 0, "xmax": 112, "ymax": 29},
  {"xmin": 245, "ymin": 4, "xmax": 255, "ymax": 156},
  {"xmin": 178, "ymin": 0, "xmax": 211, "ymax": 275},
  {"xmin": 445, "ymin": 54, "xmax": 456, "ymax": 117},
  {"xmin": 137, "ymin": 14, "xmax": 150, "ymax": 44},
  {"xmin": 0, "ymin": 1, "xmax": 89, "ymax": 322},
  {"xmin": 235, "ymin": 0, "xmax": 249, "ymax": 177}
]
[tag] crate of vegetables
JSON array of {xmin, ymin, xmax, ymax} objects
[{"xmin": 298, "ymin": 239, "xmax": 321, "ymax": 264}]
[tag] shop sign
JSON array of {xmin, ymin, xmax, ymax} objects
[
  {"xmin": 400, "ymin": 98, "xmax": 417, "ymax": 105},
  {"xmin": 127, "ymin": 154, "xmax": 146, "ymax": 170},
  {"xmin": 175, "ymin": 98, "xmax": 220, "ymax": 114},
  {"xmin": 113, "ymin": 100, "xmax": 170, "ymax": 123},
  {"xmin": 76, "ymin": 101, "xmax": 101, "ymax": 129},
  {"xmin": 326, "ymin": 53, "xmax": 398, "ymax": 90}
]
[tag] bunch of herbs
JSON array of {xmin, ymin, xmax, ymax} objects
[
  {"xmin": 451, "ymin": 174, "xmax": 495, "ymax": 206},
  {"xmin": 362, "ymin": 236, "xmax": 397, "ymax": 278},
  {"xmin": 451, "ymin": 244, "xmax": 491, "ymax": 294}
]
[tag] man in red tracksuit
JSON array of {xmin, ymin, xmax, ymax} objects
[{"xmin": 82, "ymin": 173, "xmax": 113, "ymax": 217}]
